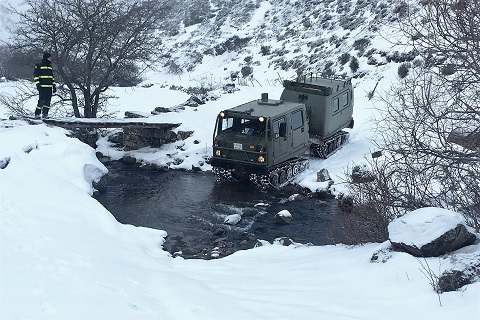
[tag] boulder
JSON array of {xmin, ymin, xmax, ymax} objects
[
  {"xmin": 124, "ymin": 111, "xmax": 149, "ymax": 118},
  {"xmin": 191, "ymin": 162, "xmax": 202, "ymax": 172},
  {"xmin": 183, "ymin": 95, "xmax": 204, "ymax": 107},
  {"xmin": 224, "ymin": 213, "xmax": 241, "ymax": 225},
  {"xmin": 274, "ymin": 209, "xmax": 293, "ymax": 224},
  {"xmin": 388, "ymin": 207, "xmax": 477, "ymax": 257},
  {"xmin": 447, "ymin": 128, "xmax": 480, "ymax": 151},
  {"xmin": 0, "ymin": 157, "xmax": 10, "ymax": 169},
  {"xmin": 287, "ymin": 193, "xmax": 305, "ymax": 201},
  {"xmin": 274, "ymin": 237, "xmax": 294, "ymax": 246},
  {"xmin": 152, "ymin": 106, "xmax": 171, "ymax": 114},
  {"xmin": 316, "ymin": 168, "xmax": 331, "ymax": 182}
]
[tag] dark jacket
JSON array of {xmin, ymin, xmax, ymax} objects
[{"xmin": 33, "ymin": 57, "xmax": 56, "ymax": 90}]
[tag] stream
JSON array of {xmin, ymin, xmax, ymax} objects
[{"xmin": 93, "ymin": 160, "xmax": 354, "ymax": 259}]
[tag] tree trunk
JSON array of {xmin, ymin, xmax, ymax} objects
[
  {"xmin": 92, "ymin": 92, "xmax": 100, "ymax": 118},
  {"xmin": 67, "ymin": 84, "xmax": 80, "ymax": 118},
  {"xmin": 83, "ymin": 89, "xmax": 92, "ymax": 118}
]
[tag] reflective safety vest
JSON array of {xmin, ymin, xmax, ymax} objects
[{"xmin": 34, "ymin": 62, "xmax": 56, "ymax": 89}]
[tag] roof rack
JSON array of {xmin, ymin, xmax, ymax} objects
[{"xmin": 294, "ymin": 72, "xmax": 352, "ymax": 85}]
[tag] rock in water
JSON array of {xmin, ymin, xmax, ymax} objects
[{"xmin": 224, "ymin": 214, "xmax": 241, "ymax": 225}]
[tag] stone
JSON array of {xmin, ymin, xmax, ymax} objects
[
  {"xmin": 388, "ymin": 207, "xmax": 477, "ymax": 257},
  {"xmin": 121, "ymin": 156, "xmax": 137, "ymax": 164},
  {"xmin": 370, "ymin": 247, "xmax": 393, "ymax": 263},
  {"xmin": 224, "ymin": 213, "xmax": 241, "ymax": 225},
  {"xmin": 223, "ymin": 83, "xmax": 238, "ymax": 93},
  {"xmin": 274, "ymin": 237, "xmax": 294, "ymax": 246},
  {"xmin": 287, "ymin": 193, "xmax": 304, "ymax": 201},
  {"xmin": 191, "ymin": 163, "xmax": 202, "ymax": 172},
  {"xmin": 152, "ymin": 106, "xmax": 171, "ymax": 114},
  {"xmin": 447, "ymin": 128, "xmax": 480, "ymax": 151},
  {"xmin": 177, "ymin": 131, "xmax": 194, "ymax": 140},
  {"xmin": 0, "ymin": 157, "xmax": 10, "ymax": 169},
  {"xmin": 438, "ymin": 270, "xmax": 473, "ymax": 293},
  {"xmin": 274, "ymin": 209, "xmax": 293, "ymax": 224},
  {"xmin": 124, "ymin": 111, "xmax": 149, "ymax": 118},
  {"xmin": 183, "ymin": 96, "xmax": 204, "ymax": 107},
  {"xmin": 107, "ymin": 131, "xmax": 123, "ymax": 144},
  {"xmin": 316, "ymin": 168, "xmax": 331, "ymax": 182}
]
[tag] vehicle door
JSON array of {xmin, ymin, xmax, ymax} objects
[
  {"xmin": 272, "ymin": 116, "xmax": 288, "ymax": 159},
  {"xmin": 291, "ymin": 109, "xmax": 306, "ymax": 150}
]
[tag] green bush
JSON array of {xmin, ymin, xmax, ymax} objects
[
  {"xmin": 241, "ymin": 66, "xmax": 253, "ymax": 77},
  {"xmin": 338, "ymin": 52, "xmax": 351, "ymax": 65},
  {"xmin": 397, "ymin": 62, "xmax": 411, "ymax": 78},
  {"xmin": 353, "ymin": 38, "xmax": 371, "ymax": 55},
  {"xmin": 349, "ymin": 56, "xmax": 359, "ymax": 73}
]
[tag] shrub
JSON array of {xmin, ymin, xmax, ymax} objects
[
  {"xmin": 260, "ymin": 45, "xmax": 271, "ymax": 56},
  {"xmin": 441, "ymin": 64, "xmax": 456, "ymax": 76},
  {"xmin": 240, "ymin": 66, "xmax": 253, "ymax": 77},
  {"xmin": 397, "ymin": 62, "xmax": 411, "ymax": 78},
  {"xmin": 353, "ymin": 38, "xmax": 371, "ymax": 55},
  {"xmin": 349, "ymin": 56, "xmax": 359, "ymax": 72},
  {"xmin": 338, "ymin": 53, "xmax": 351, "ymax": 65}
]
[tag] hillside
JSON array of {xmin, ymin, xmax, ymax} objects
[{"xmin": 158, "ymin": 0, "xmax": 413, "ymax": 82}]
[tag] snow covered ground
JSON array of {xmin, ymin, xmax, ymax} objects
[
  {"xmin": 1, "ymin": 68, "xmax": 479, "ymax": 319},
  {"xmin": 1, "ymin": 0, "xmax": 479, "ymax": 317}
]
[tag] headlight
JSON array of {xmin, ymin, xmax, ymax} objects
[
  {"xmin": 215, "ymin": 150, "xmax": 221, "ymax": 156},
  {"xmin": 258, "ymin": 156, "xmax": 265, "ymax": 163}
]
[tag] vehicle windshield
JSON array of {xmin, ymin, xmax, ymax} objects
[{"xmin": 220, "ymin": 116, "xmax": 266, "ymax": 136}]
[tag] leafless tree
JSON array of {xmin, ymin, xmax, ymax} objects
[
  {"xmin": 347, "ymin": 0, "xmax": 480, "ymax": 230},
  {"xmin": 8, "ymin": 0, "xmax": 172, "ymax": 118}
]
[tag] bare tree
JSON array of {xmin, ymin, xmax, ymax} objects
[
  {"xmin": 9, "ymin": 0, "xmax": 172, "ymax": 118},
  {"xmin": 346, "ymin": 0, "xmax": 480, "ymax": 230}
]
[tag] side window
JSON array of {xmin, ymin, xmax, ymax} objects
[
  {"xmin": 333, "ymin": 98, "xmax": 340, "ymax": 113},
  {"xmin": 272, "ymin": 117, "xmax": 286, "ymax": 139},
  {"xmin": 342, "ymin": 91, "xmax": 349, "ymax": 107},
  {"xmin": 291, "ymin": 110, "xmax": 304, "ymax": 130}
]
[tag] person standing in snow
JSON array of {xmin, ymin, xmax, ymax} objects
[{"xmin": 33, "ymin": 51, "xmax": 56, "ymax": 119}]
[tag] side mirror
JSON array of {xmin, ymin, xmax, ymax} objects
[{"xmin": 279, "ymin": 122, "xmax": 287, "ymax": 138}]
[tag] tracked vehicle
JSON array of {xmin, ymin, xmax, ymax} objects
[{"xmin": 211, "ymin": 74, "xmax": 354, "ymax": 188}]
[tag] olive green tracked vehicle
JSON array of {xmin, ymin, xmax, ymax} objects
[{"xmin": 211, "ymin": 74, "xmax": 354, "ymax": 188}]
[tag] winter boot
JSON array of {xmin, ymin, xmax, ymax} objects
[
  {"xmin": 34, "ymin": 107, "xmax": 41, "ymax": 119},
  {"xmin": 42, "ymin": 108, "xmax": 50, "ymax": 119}
]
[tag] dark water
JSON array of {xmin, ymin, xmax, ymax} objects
[{"xmin": 93, "ymin": 160, "xmax": 352, "ymax": 259}]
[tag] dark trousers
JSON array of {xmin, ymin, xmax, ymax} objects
[{"xmin": 35, "ymin": 88, "xmax": 53, "ymax": 116}]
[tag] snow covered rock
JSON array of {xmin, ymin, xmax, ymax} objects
[
  {"xmin": 223, "ymin": 213, "xmax": 241, "ymax": 225},
  {"xmin": 316, "ymin": 168, "xmax": 331, "ymax": 182},
  {"xmin": 124, "ymin": 111, "xmax": 150, "ymax": 118},
  {"xmin": 254, "ymin": 202, "xmax": 270, "ymax": 208},
  {"xmin": 274, "ymin": 237, "xmax": 294, "ymax": 246},
  {"xmin": 274, "ymin": 209, "xmax": 293, "ymax": 224},
  {"xmin": 388, "ymin": 207, "xmax": 477, "ymax": 257},
  {"xmin": 287, "ymin": 193, "xmax": 304, "ymax": 201}
]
